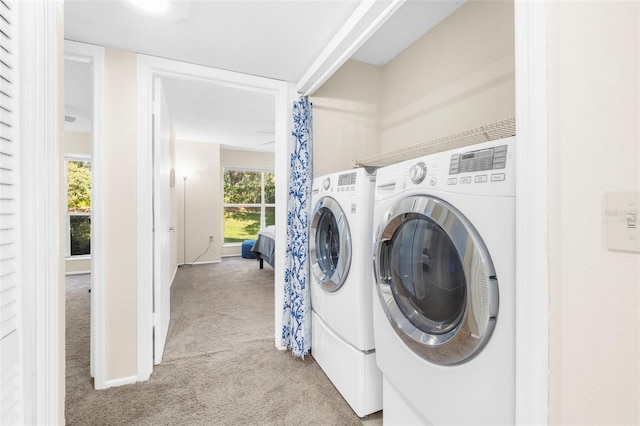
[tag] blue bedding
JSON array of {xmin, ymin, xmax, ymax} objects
[{"xmin": 251, "ymin": 226, "xmax": 275, "ymax": 269}]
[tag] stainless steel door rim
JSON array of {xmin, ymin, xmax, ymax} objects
[
  {"xmin": 373, "ymin": 194, "xmax": 498, "ymax": 365},
  {"xmin": 310, "ymin": 196, "xmax": 352, "ymax": 292}
]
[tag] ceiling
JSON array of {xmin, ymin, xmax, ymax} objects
[
  {"xmin": 63, "ymin": 0, "xmax": 464, "ymax": 151},
  {"xmin": 64, "ymin": 58, "xmax": 92, "ymax": 133}
]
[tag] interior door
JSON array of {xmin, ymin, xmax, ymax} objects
[{"xmin": 153, "ymin": 78, "xmax": 172, "ymax": 364}]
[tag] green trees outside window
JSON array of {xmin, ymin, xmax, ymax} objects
[
  {"xmin": 223, "ymin": 170, "xmax": 275, "ymax": 243},
  {"xmin": 67, "ymin": 159, "xmax": 91, "ymax": 256}
]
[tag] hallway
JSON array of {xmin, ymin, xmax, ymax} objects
[{"xmin": 65, "ymin": 257, "xmax": 364, "ymax": 425}]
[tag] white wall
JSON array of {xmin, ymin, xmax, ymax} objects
[
  {"xmin": 220, "ymin": 148, "xmax": 275, "ymax": 170},
  {"xmin": 176, "ymin": 140, "xmax": 221, "ymax": 265},
  {"xmin": 220, "ymin": 149, "xmax": 275, "ymax": 256},
  {"xmin": 311, "ymin": 0, "xmax": 515, "ymax": 177},
  {"xmin": 380, "ymin": 0, "xmax": 514, "ymax": 152},
  {"xmin": 104, "ymin": 48, "xmax": 138, "ymax": 380},
  {"xmin": 546, "ymin": 2, "xmax": 640, "ymax": 424},
  {"xmin": 63, "ymin": 130, "xmax": 91, "ymax": 156},
  {"xmin": 310, "ymin": 59, "xmax": 381, "ymax": 176},
  {"xmin": 63, "ymin": 130, "xmax": 92, "ymax": 274}
]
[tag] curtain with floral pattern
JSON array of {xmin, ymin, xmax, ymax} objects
[{"xmin": 282, "ymin": 96, "xmax": 313, "ymax": 358}]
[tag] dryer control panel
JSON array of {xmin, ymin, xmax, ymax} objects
[
  {"xmin": 445, "ymin": 143, "xmax": 511, "ymax": 189},
  {"xmin": 374, "ymin": 137, "xmax": 515, "ymax": 200},
  {"xmin": 449, "ymin": 144, "xmax": 508, "ymax": 174}
]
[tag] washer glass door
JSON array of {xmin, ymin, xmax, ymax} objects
[
  {"xmin": 310, "ymin": 196, "xmax": 351, "ymax": 292},
  {"xmin": 374, "ymin": 195, "xmax": 498, "ymax": 365}
]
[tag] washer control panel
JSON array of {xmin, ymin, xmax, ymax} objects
[
  {"xmin": 337, "ymin": 171, "xmax": 357, "ymax": 192},
  {"xmin": 314, "ymin": 169, "xmax": 375, "ymax": 195}
]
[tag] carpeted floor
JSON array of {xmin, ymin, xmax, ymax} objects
[{"xmin": 65, "ymin": 257, "xmax": 380, "ymax": 425}]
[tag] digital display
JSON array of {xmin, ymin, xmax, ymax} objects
[
  {"xmin": 461, "ymin": 150, "xmax": 493, "ymax": 160},
  {"xmin": 449, "ymin": 145, "xmax": 508, "ymax": 175},
  {"xmin": 461, "ymin": 153, "xmax": 475, "ymax": 160},
  {"xmin": 338, "ymin": 172, "xmax": 357, "ymax": 186}
]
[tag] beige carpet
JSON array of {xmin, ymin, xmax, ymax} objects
[{"xmin": 65, "ymin": 257, "xmax": 373, "ymax": 425}]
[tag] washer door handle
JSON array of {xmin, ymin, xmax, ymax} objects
[{"xmin": 378, "ymin": 239, "xmax": 392, "ymax": 286}]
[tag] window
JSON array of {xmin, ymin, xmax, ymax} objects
[
  {"xmin": 66, "ymin": 158, "xmax": 92, "ymax": 256},
  {"xmin": 223, "ymin": 169, "xmax": 275, "ymax": 244}
]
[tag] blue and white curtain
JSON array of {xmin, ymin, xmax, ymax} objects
[{"xmin": 282, "ymin": 96, "xmax": 313, "ymax": 358}]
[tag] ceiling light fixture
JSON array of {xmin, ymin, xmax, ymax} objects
[{"xmin": 127, "ymin": 0, "xmax": 169, "ymax": 14}]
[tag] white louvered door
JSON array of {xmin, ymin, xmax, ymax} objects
[{"xmin": 0, "ymin": 0, "xmax": 20, "ymax": 424}]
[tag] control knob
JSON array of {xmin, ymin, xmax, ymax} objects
[
  {"xmin": 409, "ymin": 162, "xmax": 427, "ymax": 184},
  {"xmin": 323, "ymin": 177, "xmax": 330, "ymax": 190}
]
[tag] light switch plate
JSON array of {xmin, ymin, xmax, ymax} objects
[{"xmin": 604, "ymin": 191, "xmax": 640, "ymax": 253}]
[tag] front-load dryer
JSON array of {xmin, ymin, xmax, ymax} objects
[
  {"xmin": 309, "ymin": 167, "xmax": 382, "ymax": 417},
  {"xmin": 372, "ymin": 137, "xmax": 516, "ymax": 425}
]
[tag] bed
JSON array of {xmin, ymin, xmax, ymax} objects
[{"xmin": 251, "ymin": 225, "xmax": 276, "ymax": 269}]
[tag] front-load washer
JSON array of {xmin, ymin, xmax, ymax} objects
[
  {"xmin": 309, "ymin": 167, "xmax": 382, "ymax": 417},
  {"xmin": 372, "ymin": 137, "xmax": 516, "ymax": 425}
]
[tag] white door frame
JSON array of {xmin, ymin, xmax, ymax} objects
[
  {"xmin": 136, "ymin": 55, "xmax": 295, "ymax": 380},
  {"xmin": 514, "ymin": 1, "xmax": 549, "ymax": 424},
  {"xmin": 63, "ymin": 40, "xmax": 108, "ymax": 390},
  {"xmin": 18, "ymin": 0, "xmax": 60, "ymax": 423}
]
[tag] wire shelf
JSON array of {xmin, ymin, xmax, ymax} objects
[{"xmin": 354, "ymin": 117, "xmax": 516, "ymax": 170}]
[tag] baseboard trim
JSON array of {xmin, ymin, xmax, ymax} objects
[
  {"xmin": 193, "ymin": 260, "xmax": 220, "ymax": 265},
  {"xmin": 220, "ymin": 254, "xmax": 241, "ymax": 258},
  {"xmin": 65, "ymin": 271, "xmax": 91, "ymax": 276},
  {"xmin": 104, "ymin": 375, "xmax": 138, "ymax": 389},
  {"xmin": 170, "ymin": 265, "xmax": 177, "ymax": 287},
  {"xmin": 179, "ymin": 260, "xmax": 221, "ymax": 267}
]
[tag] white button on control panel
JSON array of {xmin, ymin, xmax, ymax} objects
[
  {"xmin": 447, "ymin": 178, "xmax": 458, "ymax": 185},
  {"xmin": 474, "ymin": 175, "xmax": 488, "ymax": 183},
  {"xmin": 491, "ymin": 173, "xmax": 505, "ymax": 182},
  {"xmin": 460, "ymin": 177, "xmax": 472, "ymax": 184}
]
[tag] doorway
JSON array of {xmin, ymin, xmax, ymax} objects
[
  {"xmin": 136, "ymin": 55, "xmax": 294, "ymax": 381},
  {"xmin": 63, "ymin": 40, "xmax": 107, "ymax": 389}
]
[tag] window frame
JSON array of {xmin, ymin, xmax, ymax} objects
[
  {"xmin": 65, "ymin": 155, "xmax": 92, "ymax": 258},
  {"xmin": 222, "ymin": 167, "xmax": 275, "ymax": 246}
]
